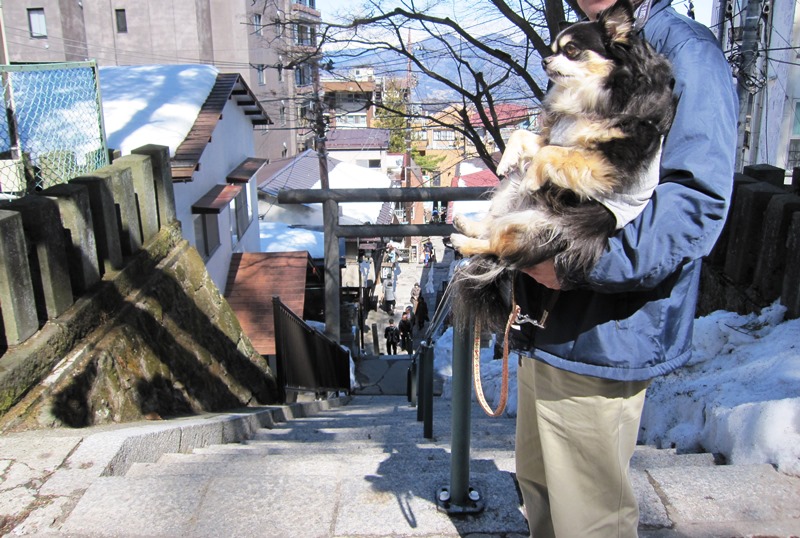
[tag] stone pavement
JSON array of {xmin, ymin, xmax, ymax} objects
[
  {"xmin": 2, "ymin": 394, "xmax": 800, "ymax": 537},
  {"xmin": 363, "ymin": 236, "xmax": 453, "ymax": 357}
]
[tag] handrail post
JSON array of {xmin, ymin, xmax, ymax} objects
[
  {"xmin": 422, "ymin": 344, "xmax": 434, "ymax": 439},
  {"xmin": 436, "ymin": 320, "xmax": 483, "ymax": 514}
]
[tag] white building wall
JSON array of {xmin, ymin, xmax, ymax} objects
[
  {"xmin": 760, "ymin": 0, "xmax": 800, "ymax": 173},
  {"xmin": 328, "ymin": 148, "xmax": 387, "ymax": 174},
  {"xmin": 173, "ymin": 99, "xmax": 260, "ymax": 289}
]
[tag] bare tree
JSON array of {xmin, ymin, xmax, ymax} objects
[{"xmin": 319, "ymin": 0, "xmax": 584, "ymax": 170}]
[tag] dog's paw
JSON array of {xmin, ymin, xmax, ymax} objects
[
  {"xmin": 449, "ymin": 233, "xmax": 469, "ymax": 252},
  {"xmin": 495, "ymin": 150, "xmax": 520, "ymax": 179},
  {"xmin": 497, "ymin": 130, "xmax": 541, "ymax": 178},
  {"xmin": 452, "ymin": 214, "xmax": 469, "ymax": 234}
]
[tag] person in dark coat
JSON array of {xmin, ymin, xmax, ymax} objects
[
  {"xmin": 415, "ymin": 295, "xmax": 430, "ymax": 331},
  {"xmin": 398, "ymin": 312, "xmax": 413, "ymax": 354},
  {"xmin": 384, "ymin": 318, "xmax": 399, "ymax": 355}
]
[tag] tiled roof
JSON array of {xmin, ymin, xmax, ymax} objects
[
  {"xmin": 257, "ymin": 149, "xmax": 342, "ymax": 196},
  {"xmin": 225, "ymin": 252, "xmax": 313, "ymax": 355},
  {"xmin": 377, "ymin": 201, "xmax": 395, "ymax": 225},
  {"xmin": 467, "ymin": 103, "xmax": 531, "ymax": 129},
  {"xmin": 456, "ymin": 169, "xmax": 500, "ymax": 188},
  {"xmin": 326, "ymin": 128, "xmax": 389, "ymax": 150},
  {"xmin": 171, "ymin": 73, "xmax": 271, "ymax": 181}
]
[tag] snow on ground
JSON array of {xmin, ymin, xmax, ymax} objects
[{"xmin": 433, "ymin": 302, "xmax": 800, "ymax": 476}]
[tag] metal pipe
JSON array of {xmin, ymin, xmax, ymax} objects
[
  {"xmin": 449, "ymin": 319, "xmax": 473, "ymax": 505},
  {"xmin": 423, "ymin": 344, "xmax": 434, "ymax": 439},
  {"xmin": 277, "ymin": 186, "xmax": 491, "ymax": 204}
]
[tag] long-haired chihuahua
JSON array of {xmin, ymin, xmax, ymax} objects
[{"xmin": 450, "ymin": 0, "xmax": 676, "ymax": 331}]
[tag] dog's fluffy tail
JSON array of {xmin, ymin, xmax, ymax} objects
[{"xmin": 450, "ymin": 256, "xmax": 514, "ymax": 334}]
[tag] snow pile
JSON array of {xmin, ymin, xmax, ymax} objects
[{"xmin": 434, "ymin": 303, "xmax": 800, "ymax": 475}]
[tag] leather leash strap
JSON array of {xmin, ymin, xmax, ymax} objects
[{"xmin": 472, "ymin": 300, "xmax": 520, "ymax": 417}]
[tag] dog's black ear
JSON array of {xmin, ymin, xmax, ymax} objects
[{"xmin": 598, "ymin": 0, "xmax": 635, "ymax": 45}]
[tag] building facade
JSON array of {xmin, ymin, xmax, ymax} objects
[{"xmin": 1, "ymin": 0, "xmax": 321, "ymax": 162}]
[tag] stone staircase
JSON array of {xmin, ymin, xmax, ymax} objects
[{"xmin": 53, "ymin": 396, "xmax": 800, "ymax": 537}]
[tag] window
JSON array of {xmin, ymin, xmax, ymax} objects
[
  {"xmin": 193, "ymin": 214, "xmax": 220, "ymax": 260},
  {"xmin": 275, "ymin": 19, "xmax": 284, "ymax": 37},
  {"xmin": 27, "ymin": 8, "xmax": 47, "ymax": 38},
  {"xmin": 277, "ymin": 64, "xmax": 284, "ymax": 83},
  {"xmin": 115, "ymin": 9, "xmax": 127, "ymax": 33},
  {"xmin": 433, "ymin": 130, "xmax": 455, "ymax": 141},
  {"xmin": 253, "ymin": 13, "xmax": 263, "ymax": 36},
  {"xmin": 295, "ymin": 0, "xmax": 316, "ymax": 8},
  {"xmin": 229, "ymin": 188, "xmax": 252, "ymax": 246},
  {"xmin": 256, "ymin": 65, "xmax": 266, "ymax": 86},
  {"xmin": 295, "ymin": 23, "xmax": 316, "ymax": 47},
  {"xmin": 280, "ymin": 102, "xmax": 286, "ymax": 125},
  {"xmin": 368, "ymin": 159, "xmax": 381, "ymax": 169},
  {"xmin": 294, "ymin": 63, "xmax": 312, "ymax": 87},
  {"xmin": 788, "ymin": 102, "xmax": 800, "ymax": 172}
]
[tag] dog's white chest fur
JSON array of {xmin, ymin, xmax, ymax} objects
[
  {"xmin": 547, "ymin": 116, "xmax": 578, "ymax": 147},
  {"xmin": 596, "ymin": 143, "xmax": 663, "ymax": 229}
]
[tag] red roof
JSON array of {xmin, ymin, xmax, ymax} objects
[
  {"xmin": 225, "ymin": 252, "xmax": 311, "ymax": 355},
  {"xmin": 467, "ymin": 103, "xmax": 530, "ymax": 129},
  {"xmin": 452, "ymin": 168, "xmax": 500, "ymax": 188}
]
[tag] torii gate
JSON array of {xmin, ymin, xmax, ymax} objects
[{"xmin": 277, "ymin": 186, "xmax": 492, "ymax": 342}]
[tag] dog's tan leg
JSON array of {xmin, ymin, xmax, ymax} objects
[
  {"xmin": 450, "ymin": 233, "xmax": 494, "ymax": 256},
  {"xmin": 452, "ymin": 213, "xmax": 491, "ymax": 238},
  {"xmin": 522, "ymin": 146, "xmax": 617, "ymax": 199},
  {"xmin": 496, "ymin": 130, "xmax": 543, "ymax": 178}
]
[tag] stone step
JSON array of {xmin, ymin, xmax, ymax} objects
[
  {"xmin": 631, "ymin": 445, "xmax": 718, "ymax": 469},
  {"xmin": 61, "ymin": 466, "xmax": 526, "ymax": 537},
  {"xmin": 129, "ymin": 450, "xmax": 512, "ymax": 479}
]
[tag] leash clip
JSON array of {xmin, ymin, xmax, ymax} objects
[{"xmin": 513, "ymin": 311, "xmax": 550, "ymax": 330}]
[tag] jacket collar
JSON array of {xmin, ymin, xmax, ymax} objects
[{"xmin": 634, "ymin": 0, "xmax": 671, "ymax": 31}]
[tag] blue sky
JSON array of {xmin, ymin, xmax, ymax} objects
[{"xmin": 319, "ymin": 0, "xmax": 715, "ymax": 28}]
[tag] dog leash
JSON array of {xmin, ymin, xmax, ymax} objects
[
  {"xmin": 472, "ymin": 284, "xmax": 561, "ymax": 417},
  {"xmin": 472, "ymin": 295, "xmax": 520, "ymax": 417}
]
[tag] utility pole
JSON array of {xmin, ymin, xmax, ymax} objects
[
  {"xmin": 735, "ymin": 0, "xmax": 765, "ymax": 171},
  {"xmin": 313, "ymin": 55, "xmax": 340, "ymax": 343}
]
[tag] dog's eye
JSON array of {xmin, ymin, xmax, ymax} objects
[{"xmin": 561, "ymin": 42, "xmax": 581, "ymax": 59}]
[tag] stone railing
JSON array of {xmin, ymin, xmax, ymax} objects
[
  {"xmin": 699, "ymin": 164, "xmax": 800, "ymax": 318},
  {"xmin": 0, "ymin": 145, "xmax": 175, "ymax": 347}
]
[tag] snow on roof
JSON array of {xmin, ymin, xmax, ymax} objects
[{"xmin": 99, "ymin": 64, "xmax": 219, "ymax": 156}]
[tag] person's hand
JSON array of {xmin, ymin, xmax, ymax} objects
[{"xmin": 520, "ymin": 259, "xmax": 561, "ymax": 290}]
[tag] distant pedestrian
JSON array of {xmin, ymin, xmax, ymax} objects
[
  {"xmin": 415, "ymin": 295, "xmax": 430, "ymax": 331},
  {"xmin": 359, "ymin": 255, "xmax": 371, "ymax": 287},
  {"xmin": 410, "ymin": 282, "xmax": 421, "ymax": 309},
  {"xmin": 384, "ymin": 318, "xmax": 400, "ymax": 355},
  {"xmin": 382, "ymin": 277, "xmax": 396, "ymax": 315},
  {"xmin": 399, "ymin": 312, "xmax": 413, "ymax": 354},
  {"xmin": 385, "ymin": 245, "xmax": 396, "ymax": 265},
  {"xmin": 423, "ymin": 239, "xmax": 434, "ymax": 267}
]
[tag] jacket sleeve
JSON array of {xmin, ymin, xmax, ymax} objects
[{"xmin": 581, "ymin": 34, "xmax": 738, "ymax": 293}]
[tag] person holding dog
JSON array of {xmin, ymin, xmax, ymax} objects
[{"xmin": 510, "ymin": 0, "xmax": 737, "ymax": 537}]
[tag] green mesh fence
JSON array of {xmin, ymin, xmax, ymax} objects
[{"xmin": 0, "ymin": 61, "xmax": 108, "ymax": 198}]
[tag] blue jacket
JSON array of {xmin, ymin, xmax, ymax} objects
[{"xmin": 511, "ymin": 0, "xmax": 738, "ymax": 381}]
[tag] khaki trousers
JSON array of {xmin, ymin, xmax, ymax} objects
[{"xmin": 515, "ymin": 357, "xmax": 649, "ymax": 538}]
